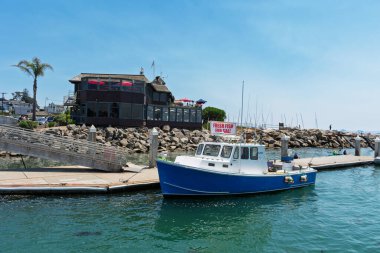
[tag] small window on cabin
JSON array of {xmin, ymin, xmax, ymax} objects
[
  {"xmin": 221, "ymin": 146, "xmax": 233, "ymax": 158},
  {"xmin": 202, "ymin": 144, "xmax": 221, "ymax": 157},
  {"xmin": 196, "ymin": 144, "xmax": 204, "ymax": 155},
  {"xmin": 233, "ymin": 147, "xmax": 239, "ymax": 159},
  {"xmin": 241, "ymin": 147, "xmax": 249, "ymax": 160},
  {"xmin": 250, "ymin": 147, "xmax": 258, "ymax": 160}
]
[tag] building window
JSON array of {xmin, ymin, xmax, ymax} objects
[
  {"xmin": 110, "ymin": 103, "xmax": 119, "ymax": 118},
  {"xmin": 162, "ymin": 107, "xmax": 169, "ymax": 121},
  {"xmin": 169, "ymin": 108, "xmax": 176, "ymax": 121},
  {"xmin": 120, "ymin": 103, "xmax": 132, "ymax": 119},
  {"xmin": 98, "ymin": 103, "xmax": 109, "ymax": 117},
  {"xmin": 197, "ymin": 109, "xmax": 202, "ymax": 123},
  {"xmin": 190, "ymin": 109, "xmax": 196, "ymax": 122},
  {"xmin": 160, "ymin": 93, "xmax": 167, "ymax": 102},
  {"xmin": 154, "ymin": 107, "xmax": 162, "ymax": 121},
  {"xmin": 132, "ymin": 104, "xmax": 143, "ymax": 119},
  {"xmin": 87, "ymin": 103, "xmax": 96, "ymax": 117},
  {"xmin": 183, "ymin": 109, "xmax": 189, "ymax": 122},
  {"xmin": 147, "ymin": 105, "xmax": 154, "ymax": 120},
  {"xmin": 81, "ymin": 104, "xmax": 86, "ymax": 115},
  {"xmin": 153, "ymin": 92, "xmax": 159, "ymax": 102},
  {"xmin": 176, "ymin": 108, "xmax": 183, "ymax": 122}
]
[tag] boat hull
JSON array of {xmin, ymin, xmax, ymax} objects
[{"xmin": 156, "ymin": 160, "xmax": 317, "ymax": 196}]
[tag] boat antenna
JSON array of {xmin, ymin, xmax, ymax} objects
[
  {"xmin": 239, "ymin": 81, "xmax": 244, "ymax": 173},
  {"xmin": 240, "ymin": 80, "xmax": 244, "ymax": 142}
]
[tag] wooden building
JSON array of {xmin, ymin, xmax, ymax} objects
[{"xmin": 67, "ymin": 72, "xmax": 202, "ymax": 129}]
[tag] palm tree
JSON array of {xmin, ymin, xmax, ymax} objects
[{"xmin": 13, "ymin": 57, "xmax": 53, "ymax": 121}]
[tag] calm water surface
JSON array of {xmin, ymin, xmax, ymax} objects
[{"xmin": 0, "ymin": 148, "xmax": 379, "ymax": 252}]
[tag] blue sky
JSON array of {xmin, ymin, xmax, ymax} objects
[{"xmin": 1, "ymin": 0, "xmax": 379, "ymax": 131}]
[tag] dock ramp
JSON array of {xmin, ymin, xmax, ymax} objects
[{"xmin": 0, "ymin": 124, "xmax": 128, "ymax": 172}]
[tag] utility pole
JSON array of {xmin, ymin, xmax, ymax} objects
[{"xmin": 1, "ymin": 92, "xmax": 6, "ymax": 114}]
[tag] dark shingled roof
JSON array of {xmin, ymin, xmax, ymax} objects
[
  {"xmin": 150, "ymin": 76, "xmax": 171, "ymax": 93},
  {"xmin": 69, "ymin": 73, "xmax": 150, "ymax": 83}
]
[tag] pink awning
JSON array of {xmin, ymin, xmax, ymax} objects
[{"xmin": 120, "ymin": 81, "xmax": 133, "ymax": 87}]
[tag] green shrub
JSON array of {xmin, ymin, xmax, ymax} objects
[
  {"xmin": 18, "ymin": 120, "xmax": 38, "ymax": 129},
  {"xmin": 54, "ymin": 111, "xmax": 75, "ymax": 126},
  {"xmin": 48, "ymin": 122, "xmax": 56, "ymax": 128}
]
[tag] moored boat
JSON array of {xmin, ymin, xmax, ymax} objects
[{"xmin": 157, "ymin": 141, "xmax": 317, "ymax": 197}]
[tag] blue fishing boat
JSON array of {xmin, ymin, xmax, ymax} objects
[{"xmin": 156, "ymin": 141, "xmax": 317, "ymax": 197}]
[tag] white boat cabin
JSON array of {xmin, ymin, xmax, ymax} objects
[{"xmin": 174, "ymin": 142, "xmax": 269, "ymax": 174}]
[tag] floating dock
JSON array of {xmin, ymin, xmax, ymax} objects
[
  {"xmin": 0, "ymin": 165, "xmax": 159, "ymax": 194},
  {"xmin": 292, "ymin": 155, "xmax": 374, "ymax": 170},
  {"xmin": 0, "ymin": 155, "xmax": 375, "ymax": 195}
]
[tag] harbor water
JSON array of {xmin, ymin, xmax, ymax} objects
[{"xmin": 0, "ymin": 148, "xmax": 379, "ymax": 252}]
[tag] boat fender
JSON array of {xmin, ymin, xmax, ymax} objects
[
  {"xmin": 284, "ymin": 176, "xmax": 294, "ymax": 184},
  {"xmin": 300, "ymin": 175, "xmax": 308, "ymax": 182}
]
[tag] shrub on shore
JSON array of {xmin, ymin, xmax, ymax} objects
[{"xmin": 18, "ymin": 120, "xmax": 38, "ymax": 129}]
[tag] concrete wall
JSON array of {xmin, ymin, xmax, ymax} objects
[{"xmin": 0, "ymin": 116, "xmax": 18, "ymax": 126}]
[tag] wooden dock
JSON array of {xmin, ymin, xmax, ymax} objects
[
  {"xmin": 0, "ymin": 155, "xmax": 375, "ymax": 195},
  {"xmin": 0, "ymin": 165, "xmax": 159, "ymax": 194},
  {"xmin": 292, "ymin": 155, "xmax": 374, "ymax": 170}
]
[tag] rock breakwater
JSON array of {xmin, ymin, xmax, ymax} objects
[{"xmin": 32, "ymin": 125, "xmax": 377, "ymax": 154}]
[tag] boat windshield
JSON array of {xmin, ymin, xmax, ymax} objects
[
  {"xmin": 195, "ymin": 144, "xmax": 204, "ymax": 155},
  {"xmin": 221, "ymin": 145, "xmax": 233, "ymax": 158},
  {"xmin": 202, "ymin": 144, "xmax": 221, "ymax": 157}
]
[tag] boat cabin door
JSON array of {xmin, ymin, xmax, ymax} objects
[{"xmin": 231, "ymin": 146, "xmax": 260, "ymax": 172}]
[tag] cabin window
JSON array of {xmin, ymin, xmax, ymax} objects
[
  {"xmin": 233, "ymin": 147, "xmax": 239, "ymax": 159},
  {"xmin": 250, "ymin": 147, "xmax": 258, "ymax": 160},
  {"xmin": 196, "ymin": 144, "xmax": 204, "ymax": 155},
  {"xmin": 221, "ymin": 146, "xmax": 233, "ymax": 158},
  {"xmin": 203, "ymin": 144, "xmax": 221, "ymax": 157},
  {"xmin": 241, "ymin": 147, "xmax": 249, "ymax": 160}
]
